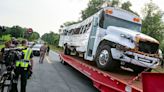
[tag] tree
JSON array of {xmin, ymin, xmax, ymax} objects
[
  {"xmin": 121, "ymin": 1, "xmax": 139, "ymax": 16},
  {"xmin": 28, "ymin": 32, "xmax": 40, "ymax": 41},
  {"xmin": 41, "ymin": 32, "xmax": 59, "ymax": 46},
  {"xmin": 81, "ymin": 0, "xmax": 104, "ymax": 20},
  {"xmin": 0, "ymin": 25, "xmax": 40, "ymax": 42},
  {"xmin": 62, "ymin": 21, "xmax": 81, "ymax": 27},
  {"xmin": 111, "ymin": 0, "xmax": 120, "ymax": 7},
  {"xmin": 142, "ymin": 1, "xmax": 164, "ymax": 52}
]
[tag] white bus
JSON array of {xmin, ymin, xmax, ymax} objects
[{"xmin": 59, "ymin": 7, "xmax": 162, "ymax": 73}]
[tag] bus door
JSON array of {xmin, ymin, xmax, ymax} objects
[{"xmin": 86, "ymin": 17, "xmax": 98, "ymax": 58}]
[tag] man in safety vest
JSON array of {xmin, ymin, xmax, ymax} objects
[{"xmin": 11, "ymin": 40, "xmax": 33, "ymax": 92}]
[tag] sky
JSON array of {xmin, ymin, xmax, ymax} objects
[{"xmin": 0, "ymin": 0, "xmax": 164, "ymax": 36}]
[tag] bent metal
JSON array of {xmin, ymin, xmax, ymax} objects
[{"xmin": 58, "ymin": 6, "xmax": 162, "ymax": 73}]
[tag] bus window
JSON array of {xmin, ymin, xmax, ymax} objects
[
  {"xmin": 79, "ymin": 26, "xmax": 84, "ymax": 34},
  {"xmin": 63, "ymin": 30, "xmax": 67, "ymax": 35},
  {"xmin": 102, "ymin": 12, "xmax": 141, "ymax": 32},
  {"xmin": 86, "ymin": 23, "xmax": 91, "ymax": 31},
  {"xmin": 83, "ymin": 25, "xmax": 88, "ymax": 33},
  {"xmin": 74, "ymin": 28, "xmax": 81, "ymax": 34},
  {"xmin": 68, "ymin": 29, "xmax": 73, "ymax": 35},
  {"xmin": 99, "ymin": 11, "xmax": 104, "ymax": 28}
]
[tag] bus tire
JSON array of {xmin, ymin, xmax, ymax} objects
[
  {"xmin": 64, "ymin": 45, "xmax": 70, "ymax": 55},
  {"xmin": 96, "ymin": 44, "xmax": 119, "ymax": 71}
]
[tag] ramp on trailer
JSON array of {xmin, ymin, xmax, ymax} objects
[{"xmin": 59, "ymin": 53, "xmax": 143, "ymax": 92}]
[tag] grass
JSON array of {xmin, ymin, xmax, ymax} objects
[
  {"xmin": 0, "ymin": 44, "xmax": 4, "ymax": 50},
  {"xmin": 151, "ymin": 66, "xmax": 164, "ymax": 73},
  {"xmin": 49, "ymin": 45, "xmax": 63, "ymax": 53}
]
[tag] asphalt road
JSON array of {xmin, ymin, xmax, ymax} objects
[{"xmin": 26, "ymin": 51, "xmax": 99, "ymax": 92}]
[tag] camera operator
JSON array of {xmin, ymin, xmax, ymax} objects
[
  {"xmin": 11, "ymin": 40, "xmax": 33, "ymax": 92},
  {"xmin": 1, "ymin": 41, "xmax": 12, "ymax": 54},
  {"xmin": 0, "ymin": 41, "xmax": 12, "ymax": 71}
]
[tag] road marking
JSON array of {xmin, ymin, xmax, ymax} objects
[{"xmin": 46, "ymin": 57, "xmax": 52, "ymax": 64}]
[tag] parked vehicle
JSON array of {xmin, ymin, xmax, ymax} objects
[
  {"xmin": 27, "ymin": 42, "xmax": 34, "ymax": 47},
  {"xmin": 32, "ymin": 44, "xmax": 43, "ymax": 56},
  {"xmin": 59, "ymin": 6, "xmax": 162, "ymax": 73}
]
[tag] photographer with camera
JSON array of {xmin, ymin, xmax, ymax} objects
[
  {"xmin": 11, "ymin": 40, "xmax": 33, "ymax": 92},
  {"xmin": 0, "ymin": 41, "xmax": 12, "ymax": 72}
]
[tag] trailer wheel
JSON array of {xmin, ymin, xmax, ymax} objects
[
  {"xmin": 96, "ymin": 44, "xmax": 119, "ymax": 71},
  {"xmin": 61, "ymin": 60, "xmax": 67, "ymax": 65}
]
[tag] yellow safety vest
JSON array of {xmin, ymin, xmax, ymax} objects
[{"xmin": 16, "ymin": 46, "xmax": 32, "ymax": 70}]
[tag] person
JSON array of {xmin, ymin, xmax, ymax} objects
[
  {"xmin": 39, "ymin": 43, "xmax": 47, "ymax": 63},
  {"xmin": 0, "ymin": 41, "xmax": 11, "ymax": 54},
  {"xmin": 11, "ymin": 40, "xmax": 33, "ymax": 92},
  {"xmin": 11, "ymin": 37, "xmax": 18, "ymax": 47},
  {"xmin": 0, "ymin": 41, "xmax": 11, "ymax": 71},
  {"xmin": 46, "ymin": 45, "xmax": 50, "ymax": 56}
]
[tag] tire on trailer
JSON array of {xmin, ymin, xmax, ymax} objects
[
  {"xmin": 61, "ymin": 60, "xmax": 67, "ymax": 65},
  {"xmin": 95, "ymin": 43, "xmax": 120, "ymax": 71}
]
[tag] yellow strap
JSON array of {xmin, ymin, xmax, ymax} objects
[
  {"xmin": 16, "ymin": 61, "xmax": 21, "ymax": 67},
  {"xmin": 16, "ymin": 46, "xmax": 31, "ymax": 68},
  {"xmin": 24, "ymin": 48, "xmax": 32, "ymax": 60},
  {"xmin": 16, "ymin": 61, "xmax": 29, "ymax": 68}
]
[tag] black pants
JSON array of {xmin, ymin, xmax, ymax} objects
[{"xmin": 11, "ymin": 68, "xmax": 28, "ymax": 92}]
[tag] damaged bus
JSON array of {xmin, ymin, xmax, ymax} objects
[{"xmin": 59, "ymin": 7, "xmax": 162, "ymax": 73}]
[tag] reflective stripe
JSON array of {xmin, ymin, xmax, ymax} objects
[
  {"xmin": 16, "ymin": 61, "xmax": 29, "ymax": 68},
  {"xmin": 16, "ymin": 61, "xmax": 21, "ymax": 67},
  {"xmin": 16, "ymin": 46, "xmax": 32, "ymax": 68},
  {"xmin": 24, "ymin": 48, "xmax": 32, "ymax": 60}
]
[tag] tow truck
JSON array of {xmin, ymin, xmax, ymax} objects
[{"xmin": 59, "ymin": 53, "xmax": 164, "ymax": 92}]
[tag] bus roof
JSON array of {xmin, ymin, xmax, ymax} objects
[
  {"xmin": 63, "ymin": 6, "xmax": 141, "ymax": 31},
  {"xmin": 103, "ymin": 7, "xmax": 141, "ymax": 24}
]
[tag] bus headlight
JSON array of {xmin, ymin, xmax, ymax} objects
[{"xmin": 120, "ymin": 34, "xmax": 133, "ymax": 43}]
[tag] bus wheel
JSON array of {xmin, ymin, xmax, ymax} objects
[
  {"xmin": 96, "ymin": 44, "xmax": 119, "ymax": 71},
  {"xmin": 64, "ymin": 45, "xmax": 70, "ymax": 55}
]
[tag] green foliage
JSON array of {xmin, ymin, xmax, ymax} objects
[
  {"xmin": 81, "ymin": 0, "xmax": 104, "ymax": 20},
  {"xmin": 0, "ymin": 25, "xmax": 40, "ymax": 42},
  {"xmin": 0, "ymin": 44, "xmax": 4, "ymax": 49},
  {"xmin": 61, "ymin": 21, "xmax": 81, "ymax": 27},
  {"xmin": 0, "ymin": 34, "xmax": 11, "ymax": 41},
  {"xmin": 121, "ymin": 1, "xmax": 139, "ymax": 16},
  {"xmin": 41, "ymin": 32, "xmax": 59, "ymax": 46},
  {"xmin": 160, "ymin": 40, "xmax": 164, "ymax": 53},
  {"xmin": 28, "ymin": 32, "xmax": 40, "ymax": 41},
  {"xmin": 111, "ymin": 0, "xmax": 120, "ymax": 7},
  {"xmin": 141, "ymin": 1, "xmax": 164, "ymax": 52}
]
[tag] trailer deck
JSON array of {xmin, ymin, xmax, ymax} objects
[{"xmin": 59, "ymin": 53, "xmax": 143, "ymax": 92}]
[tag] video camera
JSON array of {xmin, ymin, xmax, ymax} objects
[{"xmin": 2, "ymin": 48, "xmax": 26, "ymax": 67}]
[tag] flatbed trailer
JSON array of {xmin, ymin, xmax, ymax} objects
[{"xmin": 59, "ymin": 53, "xmax": 164, "ymax": 92}]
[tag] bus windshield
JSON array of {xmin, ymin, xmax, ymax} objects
[{"xmin": 100, "ymin": 13, "xmax": 141, "ymax": 32}]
